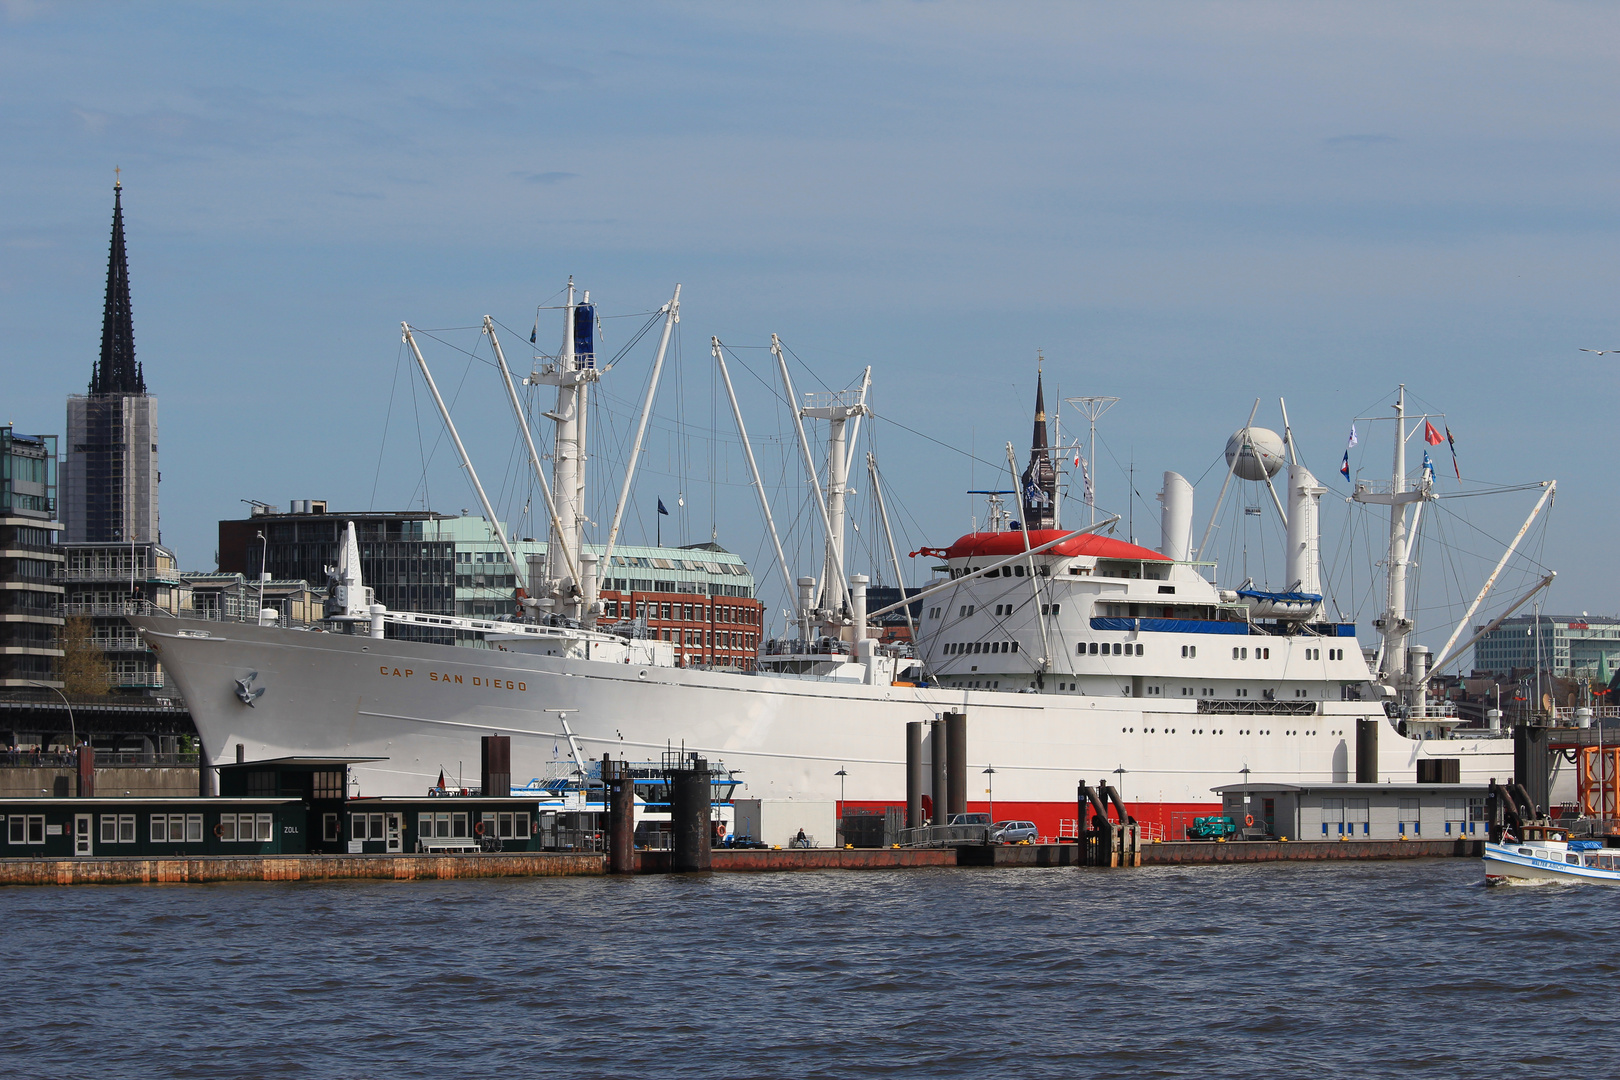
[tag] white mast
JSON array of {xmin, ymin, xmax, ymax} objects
[
  {"xmin": 485, "ymin": 317, "xmax": 578, "ymax": 598},
  {"xmin": 532, "ymin": 278, "xmax": 594, "ymax": 619},
  {"xmin": 601, "ymin": 285, "xmax": 681, "ymax": 592},
  {"xmin": 1352, "ymin": 385, "xmax": 1435, "ymax": 705},
  {"xmin": 1067, "ymin": 395, "xmax": 1118, "ymax": 526},
  {"xmin": 401, "ymin": 324, "xmax": 526, "ymax": 591},
  {"xmin": 800, "ymin": 368, "xmax": 870, "ymax": 614},
  {"xmin": 773, "ymin": 334, "xmax": 853, "ymax": 621}
]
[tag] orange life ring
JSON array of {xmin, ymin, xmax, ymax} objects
[
  {"xmin": 716, "ymin": 822, "xmax": 727, "ymax": 837},
  {"xmin": 1244, "ymin": 814, "xmax": 1254, "ymax": 827},
  {"xmin": 213, "ymin": 822, "xmax": 223, "ymax": 839},
  {"xmin": 474, "ymin": 820, "xmax": 486, "ymax": 836}
]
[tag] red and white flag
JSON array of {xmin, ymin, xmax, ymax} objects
[{"xmin": 1423, "ymin": 420, "xmax": 1443, "ymax": 445}]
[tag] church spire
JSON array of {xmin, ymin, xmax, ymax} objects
[
  {"xmin": 91, "ymin": 177, "xmax": 144, "ymax": 396},
  {"xmin": 1020, "ymin": 355, "xmax": 1056, "ymax": 529},
  {"xmin": 1031, "ymin": 358, "xmax": 1049, "ymax": 452}
]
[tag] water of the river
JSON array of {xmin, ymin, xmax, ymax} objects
[{"xmin": 4, "ymin": 859, "xmax": 1618, "ymax": 1078}]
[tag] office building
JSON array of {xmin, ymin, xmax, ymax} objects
[
  {"xmin": 0, "ymin": 427, "xmax": 64, "ymax": 689},
  {"xmin": 1472, "ymin": 614, "xmax": 1620, "ymax": 679}
]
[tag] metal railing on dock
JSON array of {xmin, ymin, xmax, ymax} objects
[{"xmin": 899, "ymin": 824, "xmax": 989, "ymax": 847}]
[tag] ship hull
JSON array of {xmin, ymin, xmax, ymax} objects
[{"xmin": 136, "ymin": 617, "xmax": 1513, "ymax": 837}]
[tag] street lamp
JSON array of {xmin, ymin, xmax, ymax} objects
[
  {"xmin": 29, "ymin": 681, "xmax": 76, "ymax": 751},
  {"xmin": 835, "ymin": 767, "xmax": 847, "ymax": 808},
  {"xmin": 1239, "ymin": 764, "xmax": 1251, "ymax": 830},
  {"xmin": 983, "ymin": 765, "xmax": 996, "ymax": 822}
]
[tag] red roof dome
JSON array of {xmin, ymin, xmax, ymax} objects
[{"xmin": 941, "ymin": 530, "xmax": 1171, "ymax": 562}]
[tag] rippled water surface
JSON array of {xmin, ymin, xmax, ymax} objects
[{"xmin": 5, "ymin": 859, "xmax": 1620, "ymax": 1078}]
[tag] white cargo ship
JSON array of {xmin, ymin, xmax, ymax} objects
[{"xmin": 133, "ymin": 282, "xmax": 1541, "ymax": 838}]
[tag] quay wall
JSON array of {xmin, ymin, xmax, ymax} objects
[
  {"xmin": 0, "ymin": 839, "xmax": 1482, "ymax": 887},
  {"xmin": 0, "ymin": 851, "xmax": 605, "ymax": 886},
  {"xmin": 1142, "ymin": 838, "xmax": 1483, "ymax": 863}
]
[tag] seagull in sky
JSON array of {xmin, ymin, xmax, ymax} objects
[{"xmin": 1580, "ymin": 348, "xmax": 1620, "ymax": 355}]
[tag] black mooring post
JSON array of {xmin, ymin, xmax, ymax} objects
[
  {"xmin": 1486, "ymin": 778, "xmax": 1500, "ymax": 844},
  {"xmin": 930, "ymin": 718, "xmax": 947, "ymax": 824},
  {"xmin": 905, "ymin": 721, "xmax": 924, "ymax": 829},
  {"xmin": 670, "ymin": 755, "xmax": 712, "ymax": 872},
  {"xmin": 945, "ymin": 711, "xmax": 967, "ymax": 818},
  {"xmin": 604, "ymin": 754, "xmax": 636, "ymax": 875}
]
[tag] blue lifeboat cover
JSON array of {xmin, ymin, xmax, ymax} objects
[{"xmin": 1236, "ymin": 588, "xmax": 1323, "ymax": 604}]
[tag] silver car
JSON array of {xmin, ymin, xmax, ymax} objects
[{"xmin": 990, "ymin": 820, "xmax": 1038, "ymax": 844}]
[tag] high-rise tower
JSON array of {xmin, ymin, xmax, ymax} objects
[
  {"xmin": 63, "ymin": 179, "xmax": 159, "ymax": 544},
  {"xmin": 1020, "ymin": 367, "xmax": 1056, "ymax": 529}
]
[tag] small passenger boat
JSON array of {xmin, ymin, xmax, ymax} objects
[{"xmin": 1483, "ymin": 824, "xmax": 1620, "ymax": 885}]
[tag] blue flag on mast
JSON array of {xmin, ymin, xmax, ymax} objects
[
  {"xmin": 657, "ymin": 498, "xmax": 670, "ymax": 516},
  {"xmin": 1340, "ymin": 451, "xmax": 1350, "ymax": 482}
]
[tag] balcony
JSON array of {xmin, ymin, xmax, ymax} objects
[
  {"xmin": 54, "ymin": 567, "xmax": 181, "ymax": 584},
  {"xmin": 108, "ymin": 671, "xmax": 166, "ymax": 689},
  {"xmin": 60, "ymin": 601, "xmax": 159, "ymax": 617}
]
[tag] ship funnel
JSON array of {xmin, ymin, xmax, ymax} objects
[
  {"xmin": 1158, "ymin": 471, "xmax": 1193, "ymax": 562},
  {"xmin": 1285, "ymin": 464, "xmax": 1326, "ymax": 600}
]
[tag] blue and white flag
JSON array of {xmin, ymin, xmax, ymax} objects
[
  {"xmin": 1347, "ymin": 423, "xmax": 1358, "ymax": 449},
  {"xmin": 1422, "ymin": 451, "xmax": 1435, "ymax": 481}
]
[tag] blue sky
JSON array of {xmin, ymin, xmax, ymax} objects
[{"xmin": 2, "ymin": 2, "xmax": 1616, "ymax": 648}]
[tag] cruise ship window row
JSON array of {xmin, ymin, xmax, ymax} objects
[
  {"xmin": 1232, "ymin": 647, "xmax": 1272, "ymax": 660},
  {"xmin": 944, "ymin": 640, "xmax": 1020, "ymax": 655},
  {"xmin": 1303, "ymin": 647, "xmax": 1346, "ymax": 660},
  {"xmin": 1080, "ymin": 642, "xmax": 1143, "ymax": 656}
]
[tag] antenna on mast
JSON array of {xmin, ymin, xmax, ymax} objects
[{"xmin": 1065, "ymin": 395, "xmax": 1119, "ymax": 526}]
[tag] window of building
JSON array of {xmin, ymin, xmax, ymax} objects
[
  {"xmin": 8, "ymin": 815, "xmax": 46, "ymax": 845},
  {"xmin": 323, "ymin": 813, "xmax": 340, "ymax": 842},
  {"xmin": 418, "ymin": 812, "xmax": 469, "ymax": 839},
  {"xmin": 313, "ymin": 771, "xmax": 344, "ymax": 799},
  {"xmin": 221, "ymin": 813, "xmax": 274, "ymax": 842}
]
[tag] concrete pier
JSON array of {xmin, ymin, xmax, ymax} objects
[{"xmin": 0, "ymin": 838, "xmax": 1484, "ymax": 887}]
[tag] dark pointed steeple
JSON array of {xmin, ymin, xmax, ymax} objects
[
  {"xmin": 1020, "ymin": 356, "xmax": 1056, "ymax": 529},
  {"xmin": 1031, "ymin": 366, "xmax": 1049, "ymax": 452},
  {"xmin": 91, "ymin": 177, "xmax": 144, "ymax": 396}
]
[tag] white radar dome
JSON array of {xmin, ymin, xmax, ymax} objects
[{"xmin": 1225, "ymin": 427, "xmax": 1286, "ymax": 481}]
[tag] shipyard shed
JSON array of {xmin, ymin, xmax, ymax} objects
[{"xmin": 1212, "ymin": 782, "xmax": 1490, "ymax": 841}]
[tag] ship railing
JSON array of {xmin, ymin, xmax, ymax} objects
[
  {"xmin": 1552, "ymin": 706, "xmax": 1620, "ymax": 722},
  {"xmin": 1407, "ymin": 704, "xmax": 1459, "ymax": 719},
  {"xmin": 761, "ymin": 638, "xmax": 852, "ymax": 657},
  {"xmin": 899, "ymin": 824, "xmax": 989, "ymax": 847}
]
